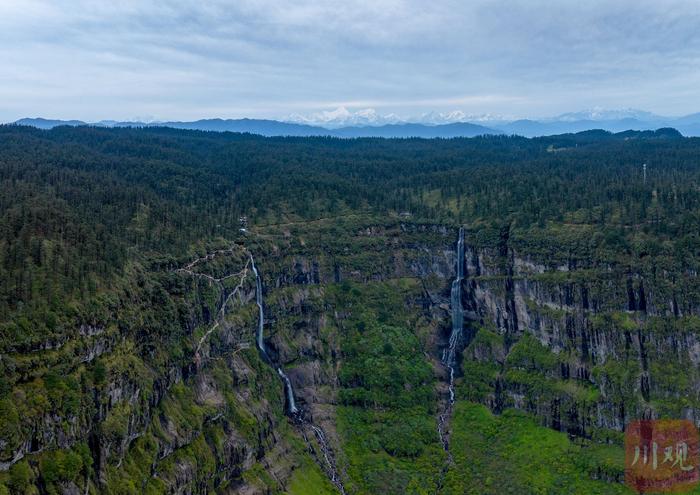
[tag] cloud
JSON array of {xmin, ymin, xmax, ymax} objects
[{"xmin": 0, "ymin": 0, "xmax": 699, "ymax": 121}]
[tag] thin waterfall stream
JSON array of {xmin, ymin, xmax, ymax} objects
[
  {"xmin": 178, "ymin": 247, "xmax": 345, "ymax": 493},
  {"xmin": 444, "ymin": 226, "xmax": 464, "ymax": 406},
  {"xmin": 437, "ymin": 227, "xmax": 465, "ymax": 486},
  {"xmin": 250, "ymin": 254, "xmax": 346, "ymax": 494},
  {"xmin": 251, "ymin": 256, "xmax": 299, "ymax": 414}
]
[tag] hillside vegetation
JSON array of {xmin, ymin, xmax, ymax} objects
[{"xmin": 1, "ymin": 125, "xmax": 699, "ymax": 494}]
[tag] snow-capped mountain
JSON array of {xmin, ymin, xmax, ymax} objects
[
  {"xmin": 552, "ymin": 107, "xmax": 665, "ymax": 123},
  {"xmin": 414, "ymin": 111, "xmax": 509, "ymax": 125},
  {"xmin": 286, "ymin": 107, "xmax": 512, "ymax": 127},
  {"xmin": 283, "ymin": 106, "xmax": 699, "ymax": 136},
  {"xmin": 14, "ymin": 107, "xmax": 700, "ymax": 137},
  {"xmin": 286, "ymin": 107, "xmax": 403, "ymax": 128}
]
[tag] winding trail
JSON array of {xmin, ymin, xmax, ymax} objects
[
  {"xmin": 193, "ymin": 261, "xmax": 250, "ymax": 357},
  {"xmin": 175, "ymin": 247, "xmax": 250, "ymax": 362},
  {"xmin": 178, "ymin": 245, "xmax": 346, "ymax": 493}
]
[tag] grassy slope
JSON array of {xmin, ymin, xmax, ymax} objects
[
  {"xmin": 443, "ymin": 402, "xmax": 632, "ymax": 495},
  {"xmin": 320, "ymin": 273, "xmax": 645, "ymax": 494},
  {"xmin": 286, "ymin": 459, "xmax": 338, "ymax": 495}
]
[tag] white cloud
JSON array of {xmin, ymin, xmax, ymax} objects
[{"xmin": 0, "ymin": 0, "xmax": 699, "ymax": 121}]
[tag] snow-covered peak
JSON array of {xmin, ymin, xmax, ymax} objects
[
  {"xmin": 413, "ymin": 111, "xmax": 508, "ymax": 125},
  {"xmin": 286, "ymin": 107, "xmax": 402, "ymax": 128},
  {"xmin": 286, "ymin": 107, "xmax": 511, "ymax": 127},
  {"xmin": 285, "ymin": 106, "xmax": 676, "ymax": 129},
  {"xmin": 553, "ymin": 107, "xmax": 663, "ymax": 123}
]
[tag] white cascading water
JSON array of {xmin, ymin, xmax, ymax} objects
[
  {"xmin": 179, "ymin": 248, "xmax": 343, "ymax": 490},
  {"xmin": 251, "ymin": 255, "xmax": 345, "ymax": 493},
  {"xmin": 277, "ymin": 367, "xmax": 299, "ymax": 415},
  {"xmin": 252, "ymin": 260, "xmax": 266, "ymax": 357},
  {"xmin": 251, "ymin": 257, "xmax": 299, "ymax": 415},
  {"xmin": 437, "ymin": 227, "xmax": 465, "ymax": 469},
  {"xmin": 443, "ymin": 227, "xmax": 464, "ymax": 403},
  {"xmin": 310, "ymin": 425, "xmax": 346, "ymax": 494}
]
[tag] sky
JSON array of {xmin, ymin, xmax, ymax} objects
[{"xmin": 1, "ymin": 0, "xmax": 700, "ymax": 123}]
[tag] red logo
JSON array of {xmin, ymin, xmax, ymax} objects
[{"xmin": 625, "ymin": 420, "xmax": 700, "ymax": 493}]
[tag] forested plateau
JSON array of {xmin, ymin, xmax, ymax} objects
[{"xmin": 1, "ymin": 124, "xmax": 699, "ymax": 494}]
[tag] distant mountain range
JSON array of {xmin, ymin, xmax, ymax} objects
[
  {"xmin": 11, "ymin": 117, "xmax": 498, "ymax": 138},
  {"xmin": 11, "ymin": 108, "xmax": 700, "ymax": 138}
]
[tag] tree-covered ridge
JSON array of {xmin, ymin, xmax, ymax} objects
[{"xmin": 2, "ymin": 124, "xmax": 698, "ymax": 319}]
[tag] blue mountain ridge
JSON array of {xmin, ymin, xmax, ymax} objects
[{"xmin": 12, "ymin": 114, "xmax": 700, "ymax": 137}]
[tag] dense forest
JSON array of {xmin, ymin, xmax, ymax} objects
[
  {"xmin": 1, "ymin": 125, "xmax": 695, "ymax": 320},
  {"xmin": 1, "ymin": 124, "xmax": 700, "ymax": 494}
]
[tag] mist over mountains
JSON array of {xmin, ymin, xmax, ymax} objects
[
  {"xmin": 12, "ymin": 107, "xmax": 700, "ymax": 138},
  {"xmin": 283, "ymin": 106, "xmax": 700, "ymax": 136}
]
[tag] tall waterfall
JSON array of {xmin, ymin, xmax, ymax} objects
[
  {"xmin": 251, "ymin": 260, "xmax": 267, "ymax": 358},
  {"xmin": 250, "ymin": 254, "xmax": 345, "ymax": 492},
  {"xmin": 180, "ymin": 247, "xmax": 347, "ymax": 488},
  {"xmin": 250, "ymin": 257, "xmax": 299, "ymax": 415},
  {"xmin": 436, "ymin": 226, "xmax": 466, "ymax": 477},
  {"xmin": 443, "ymin": 227, "xmax": 464, "ymax": 403}
]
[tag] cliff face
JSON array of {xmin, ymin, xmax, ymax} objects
[
  {"xmin": 3, "ymin": 219, "xmax": 696, "ymax": 493},
  {"xmin": 264, "ymin": 220, "xmax": 700, "ymax": 486},
  {"xmin": 459, "ymin": 225, "xmax": 700, "ymax": 444},
  {"xmin": 0, "ymin": 244, "xmax": 319, "ymax": 494}
]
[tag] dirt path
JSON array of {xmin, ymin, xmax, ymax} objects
[
  {"xmin": 175, "ymin": 245, "xmax": 250, "ymax": 362},
  {"xmin": 177, "ymin": 243, "xmax": 347, "ymax": 494}
]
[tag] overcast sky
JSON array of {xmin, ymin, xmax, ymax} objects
[{"xmin": 1, "ymin": 0, "xmax": 700, "ymax": 122}]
